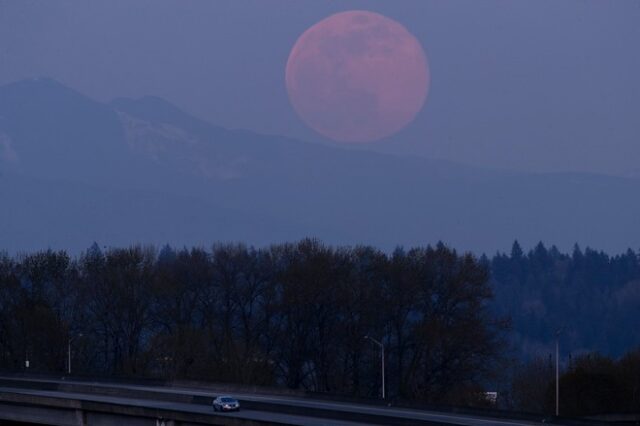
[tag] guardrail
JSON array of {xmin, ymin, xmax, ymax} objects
[
  {"xmin": 0, "ymin": 377, "xmax": 453, "ymax": 426},
  {"xmin": 0, "ymin": 372, "xmax": 617, "ymax": 426},
  {"xmin": 0, "ymin": 391, "xmax": 285, "ymax": 426}
]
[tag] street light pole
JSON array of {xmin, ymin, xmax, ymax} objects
[
  {"xmin": 364, "ymin": 336, "xmax": 385, "ymax": 400},
  {"xmin": 555, "ymin": 327, "xmax": 564, "ymax": 417},
  {"xmin": 68, "ymin": 333, "xmax": 83, "ymax": 375},
  {"xmin": 556, "ymin": 334, "xmax": 560, "ymax": 417}
]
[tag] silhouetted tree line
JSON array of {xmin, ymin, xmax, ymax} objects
[
  {"xmin": 0, "ymin": 240, "xmax": 507, "ymax": 405},
  {"xmin": 2, "ymin": 239, "xmax": 638, "ymax": 414}
]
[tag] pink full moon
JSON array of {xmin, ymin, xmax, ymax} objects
[{"xmin": 285, "ymin": 10, "xmax": 430, "ymax": 143}]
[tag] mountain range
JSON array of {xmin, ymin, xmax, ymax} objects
[{"xmin": 1, "ymin": 78, "xmax": 639, "ymax": 254}]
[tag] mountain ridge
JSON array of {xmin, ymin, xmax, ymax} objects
[{"xmin": 1, "ymin": 78, "xmax": 639, "ymax": 254}]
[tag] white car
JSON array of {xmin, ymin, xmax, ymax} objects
[{"xmin": 213, "ymin": 395, "xmax": 240, "ymax": 412}]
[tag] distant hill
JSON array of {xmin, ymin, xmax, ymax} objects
[{"xmin": 1, "ymin": 77, "xmax": 640, "ymax": 254}]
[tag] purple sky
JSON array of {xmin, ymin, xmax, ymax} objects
[{"xmin": 1, "ymin": 0, "xmax": 639, "ymax": 177}]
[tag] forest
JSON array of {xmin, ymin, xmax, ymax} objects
[
  {"xmin": 0, "ymin": 239, "xmax": 638, "ymax": 415},
  {"xmin": 490, "ymin": 241, "xmax": 640, "ymax": 358}
]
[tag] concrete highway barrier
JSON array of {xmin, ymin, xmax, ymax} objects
[{"xmin": 0, "ymin": 375, "xmax": 611, "ymax": 426}]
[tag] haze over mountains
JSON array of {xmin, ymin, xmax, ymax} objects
[{"xmin": 1, "ymin": 78, "xmax": 639, "ymax": 254}]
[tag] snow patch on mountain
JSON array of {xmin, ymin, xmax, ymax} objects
[{"xmin": 117, "ymin": 111, "xmax": 246, "ymax": 180}]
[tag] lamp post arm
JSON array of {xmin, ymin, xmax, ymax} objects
[{"xmin": 365, "ymin": 335, "xmax": 383, "ymax": 348}]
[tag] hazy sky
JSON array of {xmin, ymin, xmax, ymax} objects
[{"xmin": 1, "ymin": 0, "xmax": 639, "ymax": 176}]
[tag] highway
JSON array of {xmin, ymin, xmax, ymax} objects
[
  {"xmin": 0, "ymin": 385, "xmax": 370, "ymax": 426},
  {"xmin": 0, "ymin": 376, "xmax": 550, "ymax": 426}
]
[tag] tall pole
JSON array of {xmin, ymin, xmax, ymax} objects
[
  {"xmin": 381, "ymin": 343, "xmax": 385, "ymax": 400},
  {"xmin": 68, "ymin": 333, "xmax": 82, "ymax": 375},
  {"xmin": 555, "ymin": 328, "xmax": 563, "ymax": 417},
  {"xmin": 365, "ymin": 336, "xmax": 385, "ymax": 400}
]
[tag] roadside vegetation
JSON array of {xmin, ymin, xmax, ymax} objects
[{"xmin": 0, "ymin": 239, "xmax": 638, "ymax": 416}]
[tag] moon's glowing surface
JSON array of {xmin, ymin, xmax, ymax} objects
[{"xmin": 285, "ymin": 10, "xmax": 430, "ymax": 143}]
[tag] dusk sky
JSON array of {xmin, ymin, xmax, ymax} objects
[{"xmin": 2, "ymin": 0, "xmax": 639, "ymax": 177}]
